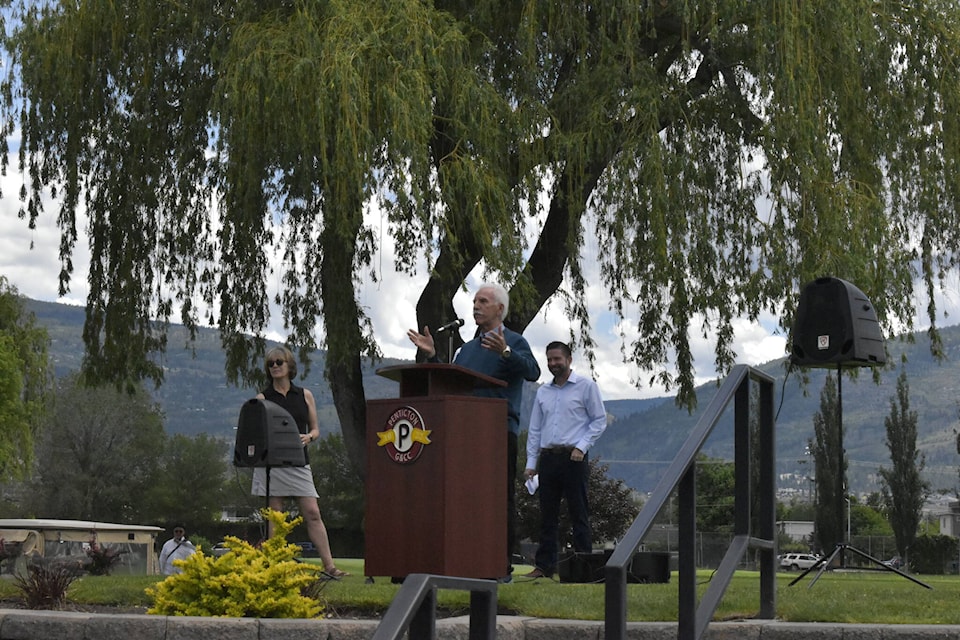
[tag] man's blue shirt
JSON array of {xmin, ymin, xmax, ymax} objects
[{"xmin": 453, "ymin": 325, "xmax": 541, "ymax": 434}]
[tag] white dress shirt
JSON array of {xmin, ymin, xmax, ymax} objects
[{"xmin": 525, "ymin": 370, "xmax": 606, "ymax": 468}]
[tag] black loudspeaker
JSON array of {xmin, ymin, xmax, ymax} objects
[
  {"xmin": 233, "ymin": 399, "xmax": 307, "ymax": 468},
  {"xmin": 557, "ymin": 550, "xmax": 670, "ymax": 584},
  {"xmin": 629, "ymin": 551, "xmax": 671, "ymax": 584},
  {"xmin": 558, "ymin": 551, "xmax": 608, "ymax": 583},
  {"xmin": 790, "ymin": 277, "xmax": 886, "ymax": 368}
]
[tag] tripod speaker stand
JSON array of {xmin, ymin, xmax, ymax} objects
[
  {"xmin": 788, "ymin": 277, "xmax": 930, "ymax": 589},
  {"xmin": 787, "ymin": 365, "xmax": 931, "ymax": 589}
]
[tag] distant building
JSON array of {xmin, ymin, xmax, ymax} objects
[
  {"xmin": 0, "ymin": 518, "xmax": 163, "ymax": 575},
  {"xmin": 938, "ymin": 501, "xmax": 960, "ymax": 538},
  {"xmin": 777, "ymin": 520, "xmax": 814, "ymax": 544},
  {"xmin": 220, "ymin": 506, "xmax": 257, "ymax": 523}
]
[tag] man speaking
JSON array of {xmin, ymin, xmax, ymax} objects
[{"xmin": 408, "ymin": 282, "xmax": 541, "ymax": 582}]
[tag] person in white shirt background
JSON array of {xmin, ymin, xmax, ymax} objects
[
  {"xmin": 523, "ymin": 341, "xmax": 607, "ymax": 579},
  {"xmin": 158, "ymin": 524, "xmax": 196, "ymax": 575}
]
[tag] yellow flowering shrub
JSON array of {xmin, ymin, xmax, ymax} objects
[{"xmin": 146, "ymin": 509, "xmax": 323, "ymax": 618}]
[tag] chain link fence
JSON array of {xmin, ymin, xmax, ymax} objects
[{"xmin": 635, "ymin": 527, "xmax": 900, "ymax": 570}]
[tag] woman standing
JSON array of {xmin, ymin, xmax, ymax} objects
[{"xmin": 251, "ymin": 345, "xmax": 348, "ymax": 578}]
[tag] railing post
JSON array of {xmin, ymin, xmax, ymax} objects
[
  {"xmin": 678, "ymin": 464, "xmax": 697, "ymax": 640},
  {"xmin": 372, "ymin": 574, "xmax": 497, "ymax": 640},
  {"xmin": 469, "ymin": 586, "xmax": 497, "ymax": 639},
  {"xmin": 603, "ymin": 365, "xmax": 776, "ymax": 640},
  {"xmin": 409, "ymin": 587, "xmax": 437, "ymax": 639},
  {"xmin": 758, "ymin": 373, "xmax": 777, "ymax": 618},
  {"xmin": 734, "ymin": 378, "xmax": 750, "ymax": 537},
  {"xmin": 604, "ymin": 564, "xmax": 628, "ymax": 640}
]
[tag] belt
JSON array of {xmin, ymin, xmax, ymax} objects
[{"xmin": 542, "ymin": 445, "xmax": 575, "ymax": 454}]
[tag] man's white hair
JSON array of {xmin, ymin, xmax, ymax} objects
[{"xmin": 478, "ymin": 282, "xmax": 510, "ymax": 319}]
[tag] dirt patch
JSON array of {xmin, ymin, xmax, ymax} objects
[
  {"xmin": 0, "ymin": 598, "xmax": 149, "ymax": 615},
  {"xmin": 0, "ymin": 599, "xmax": 381, "ymax": 618},
  {"xmin": 0, "ymin": 599, "xmax": 514, "ymax": 620}
]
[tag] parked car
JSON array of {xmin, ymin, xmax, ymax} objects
[
  {"xmin": 294, "ymin": 541, "xmax": 318, "ymax": 558},
  {"xmin": 779, "ymin": 553, "xmax": 820, "ymax": 571},
  {"xmin": 210, "ymin": 542, "xmax": 231, "ymax": 558},
  {"xmin": 882, "ymin": 556, "xmax": 903, "ymax": 569}
]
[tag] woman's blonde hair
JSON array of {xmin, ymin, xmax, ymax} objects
[{"xmin": 264, "ymin": 345, "xmax": 298, "ymax": 379}]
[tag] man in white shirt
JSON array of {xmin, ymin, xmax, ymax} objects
[
  {"xmin": 159, "ymin": 525, "xmax": 196, "ymax": 575},
  {"xmin": 523, "ymin": 341, "xmax": 607, "ymax": 579}
]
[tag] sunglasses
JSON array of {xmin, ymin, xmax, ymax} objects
[{"xmin": 267, "ymin": 359, "xmax": 286, "ymax": 367}]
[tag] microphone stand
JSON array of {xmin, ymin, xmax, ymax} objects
[{"xmin": 435, "ymin": 319, "xmax": 462, "ymax": 363}]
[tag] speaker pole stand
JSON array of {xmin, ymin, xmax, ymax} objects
[
  {"xmin": 790, "ymin": 365, "xmax": 931, "ymax": 590},
  {"xmin": 790, "ymin": 540, "xmax": 931, "ymax": 589},
  {"xmin": 837, "ymin": 363, "xmax": 845, "ymax": 568},
  {"xmin": 261, "ymin": 466, "xmax": 275, "ymax": 545},
  {"xmin": 265, "ymin": 466, "xmax": 271, "ymax": 510}
]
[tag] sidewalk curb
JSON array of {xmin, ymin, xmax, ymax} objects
[{"xmin": 2, "ymin": 610, "xmax": 959, "ymax": 639}]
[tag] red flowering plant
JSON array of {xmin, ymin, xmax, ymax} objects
[{"xmin": 85, "ymin": 537, "xmax": 122, "ymax": 576}]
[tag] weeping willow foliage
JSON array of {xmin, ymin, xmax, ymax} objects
[
  {"xmin": 4, "ymin": 2, "xmax": 960, "ymax": 461},
  {"xmin": 0, "ymin": 277, "xmax": 51, "ymax": 479}
]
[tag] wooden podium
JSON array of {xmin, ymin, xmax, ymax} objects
[{"xmin": 364, "ymin": 364, "xmax": 507, "ymax": 579}]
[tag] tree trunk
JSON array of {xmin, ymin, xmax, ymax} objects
[
  {"xmin": 509, "ymin": 161, "xmax": 607, "ymax": 332},
  {"xmin": 326, "ymin": 353, "xmax": 367, "ymax": 482},
  {"xmin": 320, "ymin": 195, "xmax": 369, "ymax": 480}
]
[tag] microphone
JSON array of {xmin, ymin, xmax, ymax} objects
[{"xmin": 435, "ymin": 318, "xmax": 465, "ymax": 334}]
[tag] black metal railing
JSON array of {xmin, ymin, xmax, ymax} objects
[
  {"xmin": 371, "ymin": 573, "xmax": 498, "ymax": 640},
  {"xmin": 604, "ymin": 364, "xmax": 777, "ymax": 640}
]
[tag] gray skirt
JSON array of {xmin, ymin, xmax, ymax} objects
[{"xmin": 251, "ymin": 465, "xmax": 319, "ymax": 498}]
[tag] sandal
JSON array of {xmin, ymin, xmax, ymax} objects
[{"xmin": 322, "ymin": 567, "xmax": 350, "ymax": 580}]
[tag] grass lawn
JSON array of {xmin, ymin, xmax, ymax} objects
[{"xmin": 2, "ymin": 560, "xmax": 958, "ymax": 624}]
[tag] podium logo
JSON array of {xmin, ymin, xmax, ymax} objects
[{"xmin": 377, "ymin": 406, "xmax": 431, "ymax": 464}]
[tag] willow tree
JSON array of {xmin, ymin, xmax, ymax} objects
[
  {"xmin": 0, "ymin": 277, "xmax": 52, "ymax": 479},
  {"xmin": 427, "ymin": 2, "xmax": 960, "ymax": 369},
  {"xmin": 3, "ymin": 0, "xmax": 503, "ymax": 473},
  {"xmin": 6, "ymin": 2, "xmax": 960, "ymax": 477}
]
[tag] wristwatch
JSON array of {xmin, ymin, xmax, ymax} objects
[{"xmin": 501, "ymin": 345, "xmax": 512, "ymax": 359}]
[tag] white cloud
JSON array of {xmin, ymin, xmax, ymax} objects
[
  {"xmin": 730, "ymin": 316, "xmax": 789, "ymax": 366},
  {"xmin": 0, "ymin": 170, "xmax": 89, "ymax": 307}
]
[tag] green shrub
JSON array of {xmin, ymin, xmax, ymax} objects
[
  {"xmin": 191, "ymin": 535, "xmax": 214, "ymax": 555},
  {"xmin": 909, "ymin": 534, "xmax": 956, "ymax": 574},
  {"xmin": 146, "ymin": 509, "xmax": 323, "ymax": 618}
]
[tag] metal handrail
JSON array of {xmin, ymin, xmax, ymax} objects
[
  {"xmin": 371, "ymin": 573, "xmax": 498, "ymax": 640},
  {"xmin": 604, "ymin": 364, "xmax": 777, "ymax": 640}
]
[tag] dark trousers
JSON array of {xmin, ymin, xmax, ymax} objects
[
  {"xmin": 507, "ymin": 431, "xmax": 518, "ymax": 572},
  {"xmin": 534, "ymin": 449, "xmax": 591, "ymax": 575}
]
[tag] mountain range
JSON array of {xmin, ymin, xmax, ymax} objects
[{"xmin": 23, "ymin": 298, "xmax": 960, "ymax": 497}]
